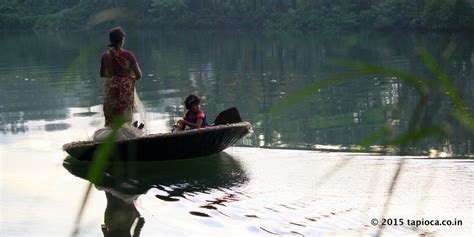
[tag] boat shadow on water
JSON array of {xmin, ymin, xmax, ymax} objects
[{"xmin": 63, "ymin": 152, "xmax": 249, "ymax": 237}]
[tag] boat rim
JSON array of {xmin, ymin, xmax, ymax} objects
[{"xmin": 63, "ymin": 121, "xmax": 252, "ymax": 150}]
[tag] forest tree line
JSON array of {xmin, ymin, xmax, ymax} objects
[{"xmin": 1, "ymin": 0, "xmax": 473, "ymax": 31}]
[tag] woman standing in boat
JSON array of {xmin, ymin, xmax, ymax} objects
[{"xmin": 100, "ymin": 26, "xmax": 142, "ymax": 127}]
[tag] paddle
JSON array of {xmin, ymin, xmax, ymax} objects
[{"xmin": 213, "ymin": 107, "xmax": 242, "ymax": 126}]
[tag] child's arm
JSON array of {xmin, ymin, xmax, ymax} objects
[
  {"xmin": 178, "ymin": 118, "xmax": 203, "ymax": 128},
  {"xmin": 178, "ymin": 111, "xmax": 205, "ymax": 128}
]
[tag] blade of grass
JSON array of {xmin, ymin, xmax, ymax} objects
[
  {"xmin": 390, "ymin": 125, "xmax": 448, "ymax": 146},
  {"xmin": 72, "ymin": 117, "xmax": 126, "ymax": 237},
  {"xmin": 332, "ymin": 60, "xmax": 432, "ymax": 96},
  {"xmin": 265, "ymin": 71, "xmax": 366, "ymax": 115},
  {"xmin": 266, "ymin": 60, "xmax": 433, "ymax": 117},
  {"xmin": 66, "ymin": 40, "xmax": 103, "ymax": 78},
  {"xmin": 86, "ymin": 118, "xmax": 126, "ymax": 183},
  {"xmin": 453, "ymin": 110, "xmax": 474, "ymax": 132},
  {"xmin": 360, "ymin": 125, "xmax": 392, "ymax": 149},
  {"xmin": 418, "ymin": 49, "xmax": 474, "ymax": 133},
  {"xmin": 376, "ymin": 159, "xmax": 405, "ymax": 237},
  {"xmin": 266, "ymin": 54, "xmax": 471, "ymax": 155},
  {"xmin": 88, "ymin": 8, "xmax": 135, "ymax": 26},
  {"xmin": 418, "ymin": 49, "xmax": 467, "ymax": 111}
]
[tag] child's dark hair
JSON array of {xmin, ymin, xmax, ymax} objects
[
  {"xmin": 184, "ymin": 94, "xmax": 200, "ymax": 110},
  {"xmin": 108, "ymin": 26, "xmax": 126, "ymax": 49}
]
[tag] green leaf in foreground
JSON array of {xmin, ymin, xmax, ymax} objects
[
  {"xmin": 265, "ymin": 72, "xmax": 363, "ymax": 115},
  {"xmin": 266, "ymin": 60, "xmax": 433, "ymax": 117},
  {"xmin": 332, "ymin": 60, "xmax": 432, "ymax": 96},
  {"xmin": 390, "ymin": 125, "xmax": 448, "ymax": 146},
  {"xmin": 418, "ymin": 49, "xmax": 474, "ymax": 133},
  {"xmin": 86, "ymin": 118, "xmax": 126, "ymax": 183},
  {"xmin": 360, "ymin": 125, "xmax": 392, "ymax": 149},
  {"xmin": 265, "ymin": 56, "xmax": 472, "ymax": 154},
  {"xmin": 72, "ymin": 117, "xmax": 126, "ymax": 237}
]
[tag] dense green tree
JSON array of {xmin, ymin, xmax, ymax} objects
[
  {"xmin": 421, "ymin": 0, "xmax": 473, "ymax": 30},
  {"xmin": 0, "ymin": 0, "xmax": 472, "ymax": 31}
]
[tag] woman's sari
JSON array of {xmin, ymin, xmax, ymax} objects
[{"xmin": 102, "ymin": 49, "xmax": 135, "ymax": 126}]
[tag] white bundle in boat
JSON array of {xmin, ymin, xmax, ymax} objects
[
  {"xmin": 93, "ymin": 123, "xmax": 143, "ymax": 142},
  {"xmin": 93, "ymin": 88, "xmax": 147, "ymax": 142}
]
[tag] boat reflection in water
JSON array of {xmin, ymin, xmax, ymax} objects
[{"xmin": 63, "ymin": 153, "xmax": 248, "ymax": 237}]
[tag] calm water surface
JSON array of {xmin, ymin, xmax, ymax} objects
[{"xmin": 1, "ymin": 30, "xmax": 473, "ymax": 236}]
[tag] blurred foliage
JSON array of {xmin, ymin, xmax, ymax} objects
[
  {"xmin": 267, "ymin": 45, "xmax": 473, "ymax": 155},
  {"xmin": 0, "ymin": 0, "xmax": 473, "ymax": 31},
  {"xmin": 72, "ymin": 117, "xmax": 126, "ymax": 236}
]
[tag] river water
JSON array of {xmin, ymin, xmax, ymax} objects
[{"xmin": 1, "ymin": 30, "xmax": 473, "ymax": 236}]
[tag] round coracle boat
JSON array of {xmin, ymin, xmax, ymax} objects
[{"xmin": 63, "ymin": 108, "xmax": 251, "ymax": 161}]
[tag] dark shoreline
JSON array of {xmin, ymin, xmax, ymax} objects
[{"xmin": 1, "ymin": 1, "xmax": 473, "ymax": 32}]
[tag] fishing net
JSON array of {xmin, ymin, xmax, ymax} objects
[{"xmin": 133, "ymin": 88, "xmax": 147, "ymax": 134}]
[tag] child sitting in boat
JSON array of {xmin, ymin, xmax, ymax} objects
[{"xmin": 174, "ymin": 94, "xmax": 209, "ymax": 131}]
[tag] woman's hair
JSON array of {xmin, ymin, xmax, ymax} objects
[
  {"xmin": 184, "ymin": 94, "xmax": 200, "ymax": 110},
  {"xmin": 108, "ymin": 26, "xmax": 126, "ymax": 49}
]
